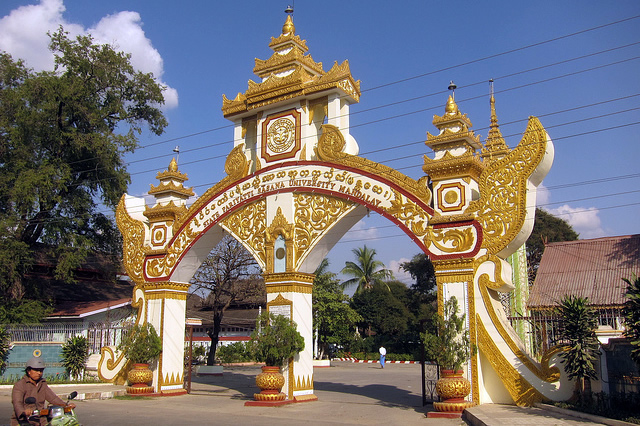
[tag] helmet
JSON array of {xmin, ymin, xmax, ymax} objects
[{"xmin": 26, "ymin": 356, "xmax": 45, "ymax": 369}]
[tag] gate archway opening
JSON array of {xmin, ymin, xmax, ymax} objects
[{"xmin": 99, "ymin": 13, "xmax": 570, "ymax": 406}]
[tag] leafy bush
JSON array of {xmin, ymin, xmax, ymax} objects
[
  {"xmin": 61, "ymin": 335, "xmax": 89, "ymax": 380},
  {"xmin": 217, "ymin": 342, "xmax": 252, "ymax": 364},
  {"xmin": 118, "ymin": 323, "xmax": 162, "ymax": 364},
  {"xmin": 422, "ymin": 296, "xmax": 475, "ymax": 371},
  {"xmin": 555, "ymin": 391, "xmax": 640, "ymax": 424},
  {"xmin": 0, "ymin": 326, "xmax": 9, "ymax": 375},
  {"xmin": 249, "ymin": 312, "xmax": 304, "ymax": 367}
]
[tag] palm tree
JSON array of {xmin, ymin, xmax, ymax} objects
[
  {"xmin": 341, "ymin": 246, "xmax": 393, "ymax": 294},
  {"xmin": 556, "ymin": 295, "xmax": 599, "ymax": 403}
]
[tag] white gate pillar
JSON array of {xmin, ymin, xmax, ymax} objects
[
  {"xmin": 143, "ymin": 281, "xmax": 189, "ymax": 395},
  {"xmin": 264, "ymin": 272, "xmax": 317, "ymax": 402}
]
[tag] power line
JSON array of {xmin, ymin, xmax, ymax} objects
[
  {"xmin": 59, "ymin": 24, "xmax": 640, "ymax": 169},
  {"xmin": 361, "ymin": 15, "xmax": 640, "ymax": 93},
  {"xmin": 336, "ymin": 203, "xmax": 640, "ymax": 246}
]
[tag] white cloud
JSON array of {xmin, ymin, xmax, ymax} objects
[
  {"xmin": 534, "ymin": 183, "xmax": 550, "ymax": 207},
  {"xmin": 547, "ymin": 204, "xmax": 606, "ymax": 239},
  {"xmin": 343, "ymin": 218, "xmax": 379, "ymax": 242},
  {"xmin": 0, "ymin": 0, "xmax": 177, "ymax": 109},
  {"xmin": 389, "ymin": 257, "xmax": 412, "ymax": 284}
]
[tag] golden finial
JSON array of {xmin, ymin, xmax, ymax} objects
[
  {"xmin": 169, "ymin": 157, "xmax": 178, "ymax": 172},
  {"xmin": 489, "ymin": 79, "xmax": 498, "ymax": 128},
  {"xmin": 282, "ymin": 14, "xmax": 295, "ymax": 35},
  {"xmin": 445, "ymin": 95, "xmax": 458, "ymax": 115}
]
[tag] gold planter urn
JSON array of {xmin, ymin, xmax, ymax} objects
[
  {"xmin": 254, "ymin": 366, "xmax": 286, "ymax": 401},
  {"xmin": 126, "ymin": 363, "xmax": 154, "ymax": 395},
  {"xmin": 433, "ymin": 370, "xmax": 474, "ymax": 412}
]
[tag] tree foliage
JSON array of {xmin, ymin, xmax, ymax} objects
[
  {"xmin": 61, "ymin": 335, "xmax": 89, "ymax": 380},
  {"xmin": 623, "ymin": 273, "xmax": 640, "ymax": 366},
  {"xmin": 556, "ymin": 295, "xmax": 599, "ymax": 399},
  {"xmin": 0, "ymin": 28, "xmax": 167, "ymax": 309},
  {"xmin": 422, "ymin": 296, "xmax": 475, "ymax": 371},
  {"xmin": 0, "ymin": 326, "xmax": 9, "ymax": 374},
  {"xmin": 526, "ymin": 208, "xmax": 578, "ymax": 283},
  {"xmin": 0, "ymin": 299, "xmax": 52, "ymax": 324},
  {"xmin": 190, "ymin": 235, "xmax": 263, "ymax": 365},
  {"xmin": 312, "ymin": 258, "xmax": 361, "ymax": 359},
  {"xmin": 250, "ymin": 312, "xmax": 305, "ymax": 367},
  {"xmin": 401, "ymin": 253, "xmax": 437, "ymax": 303},
  {"xmin": 341, "ymin": 246, "xmax": 393, "ymax": 294},
  {"xmin": 350, "ymin": 281, "xmax": 411, "ymax": 344}
]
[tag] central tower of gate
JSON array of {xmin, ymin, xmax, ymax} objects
[{"xmin": 219, "ymin": 14, "xmax": 365, "ymax": 401}]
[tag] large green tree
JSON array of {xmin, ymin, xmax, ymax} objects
[
  {"xmin": 556, "ymin": 295, "xmax": 600, "ymax": 402},
  {"xmin": 341, "ymin": 246, "xmax": 393, "ymax": 294},
  {"xmin": 401, "ymin": 253, "xmax": 439, "ymax": 353},
  {"xmin": 622, "ymin": 273, "xmax": 640, "ymax": 366},
  {"xmin": 526, "ymin": 208, "xmax": 579, "ymax": 283},
  {"xmin": 350, "ymin": 281, "xmax": 411, "ymax": 352},
  {"xmin": 312, "ymin": 259, "xmax": 361, "ymax": 359},
  {"xmin": 0, "ymin": 29, "xmax": 167, "ymax": 315}
]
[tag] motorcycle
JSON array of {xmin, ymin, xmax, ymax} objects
[{"xmin": 19, "ymin": 391, "xmax": 80, "ymax": 426}]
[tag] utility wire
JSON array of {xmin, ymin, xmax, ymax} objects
[{"xmin": 58, "ymin": 21, "xmax": 640, "ymax": 168}]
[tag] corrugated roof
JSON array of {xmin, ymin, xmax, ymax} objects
[
  {"xmin": 528, "ymin": 234, "xmax": 640, "ymax": 308},
  {"xmin": 47, "ymin": 297, "xmax": 131, "ymax": 318}
]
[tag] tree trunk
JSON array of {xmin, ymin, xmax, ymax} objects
[{"xmin": 206, "ymin": 312, "xmax": 223, "ymax": 366}]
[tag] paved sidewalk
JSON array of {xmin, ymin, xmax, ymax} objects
[{"xmin": 1, "ymin": 362, "xmax": 625, "ymax": 425}]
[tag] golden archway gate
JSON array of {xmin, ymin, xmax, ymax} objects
[{"xmin": 99, "ymin": 15, "xmax": 571, "ymax": 405}]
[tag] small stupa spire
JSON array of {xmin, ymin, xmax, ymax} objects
[{"xmin": 482, "ymin": 79, "xmax": 509, "ymax": 161}]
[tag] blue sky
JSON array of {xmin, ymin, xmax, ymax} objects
[{"xmin": 1, "ymin": 0, "xmax": 639, "ymax": 283}]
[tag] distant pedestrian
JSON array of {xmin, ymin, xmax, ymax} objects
[{"xmin": 379, "ymin": 346, "xmax": 386, "ymax": 368}]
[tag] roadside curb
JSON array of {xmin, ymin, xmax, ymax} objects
[
  {"xmin": 534, "ymin": 403, "xmax": 636, "ymax": 426},
  {"xmin": 67, "ymin": 389, "xmax": 128, "ymax": 401},
  {"xmin": 0, "ymin": 384, "xmax": 127, "ymax": 401}
]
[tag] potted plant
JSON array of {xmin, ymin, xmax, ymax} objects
[
  {"xmin": 248, "ymin": 312, "xmax": 305, "ymax": 402},
  {"xmin": 118, "ymin": 322, "xmax": 162, "ymax": 394},
  {"xmin": 423, "ymin": 296, "xmax": 476, "ymax": 414}
]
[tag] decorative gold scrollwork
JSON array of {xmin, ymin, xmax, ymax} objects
[
  {"xmin": 294, "ymin": 193, "xmax": 355, "ymax": 264},
  {"xmin": 468, "ymin": 117, "xmax": 549, "ymax": 255},
  {"xmin": 116, "ymin": 196, "xmax": 147, "ymax": 284},
  {"xmin": 384, "ymin": 189, "xmax": 430, "ymax": 238},
  {"xmin": 225, "ymin": 143, "xmax": 250, "ymax": 180},
  {"xmin": 221, "ymin": 200, "xmax": 267, "ymax": 265},
  {"xmin": 425, "ymin": 227, "xmax": 475, "ymax": 253},
  {"xmin": 146, "ymin": 222, "xmax": 198, "ymax": 278},
  {"xmin": 315, "ymin": 124, "xmax": 346, "ymax": 160}
]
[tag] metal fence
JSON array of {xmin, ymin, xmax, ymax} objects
[
  {"xmin": 5, "ymin": 323, "xmax": 127, "ymax": 354},
  {"xmin": 508, "ymin": 307, "xmax": 625, "ymax": 360},
  {"xmin": 422, "ymin": 361, "xmax": 440, "ymax": 405}
]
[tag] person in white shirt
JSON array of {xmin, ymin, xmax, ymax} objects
[{"xmin": 379, "ymin": 346, "xmax": 386, "ymax": 369}]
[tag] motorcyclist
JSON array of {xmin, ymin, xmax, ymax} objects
[{"xmin": 11, "ymin": 355, "xmax": 76, "ymax": 426}]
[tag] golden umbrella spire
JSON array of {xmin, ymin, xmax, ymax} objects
[{"xmin": 283, "ymin": 5, "xmax": 295, "ymax": 35}]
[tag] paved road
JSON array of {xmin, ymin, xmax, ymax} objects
[
  {"xmin": 1, "ymin": 362, "xmax": 464, "ymax": 425},
  {"xmin": 1, "ymin": 362, "xmax": 611, "ymax": 425}
]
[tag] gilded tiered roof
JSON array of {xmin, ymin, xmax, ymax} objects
[
  {"xmin": 222, "ymin": 15, "xmax": 361, "ymax": 117},
  {"xmin": 148, "ymin": 158, "xmax": 194, "ymax": 198},
  {"xmin": 426, "ymin": 95, "xmax": 482, "ymax": 151}
]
